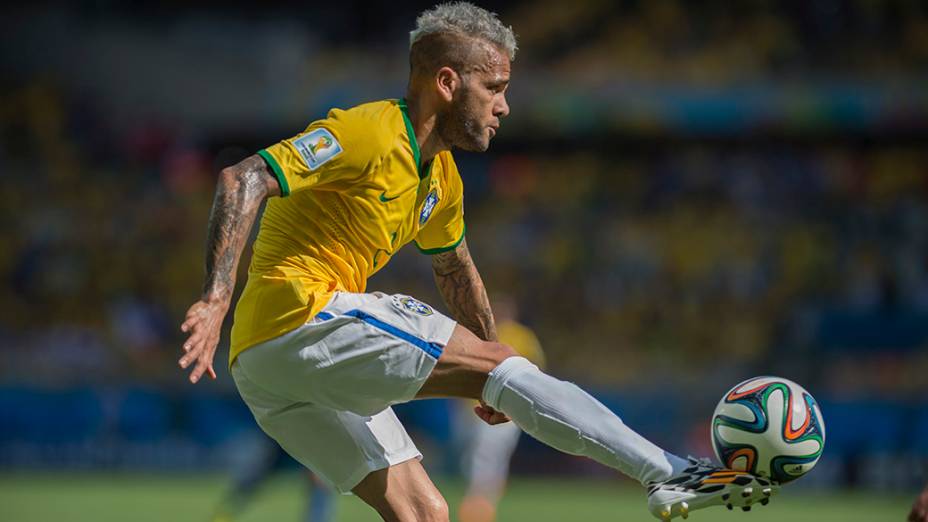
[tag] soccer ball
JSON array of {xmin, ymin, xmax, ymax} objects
[{"xmin": 711, "ymin": 376, "xmax": 825, "ymax": 484}]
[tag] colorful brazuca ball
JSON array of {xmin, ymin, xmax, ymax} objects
[{"xmin": 712, "ymin": 376, "xmax": 825, "ymax": 483}]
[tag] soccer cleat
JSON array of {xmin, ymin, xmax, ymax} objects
[{"xmin": 646, "ymin": 457, "xmax": 779, "ymax": 521}]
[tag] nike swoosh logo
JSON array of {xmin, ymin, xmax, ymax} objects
[{"xmin": 379, "ymin": 191, "xmax": 401, "ymax": 202}]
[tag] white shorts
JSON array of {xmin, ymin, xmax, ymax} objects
[{"xmin": 231, "ymin": 291, "xmax": 457, "ymax": 493}]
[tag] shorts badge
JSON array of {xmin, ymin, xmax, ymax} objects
[{"xmin": 395, "ymin": 296, "xmax": 434, "ymax": 316}]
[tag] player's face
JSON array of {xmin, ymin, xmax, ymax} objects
[{"xmin": 441, "ymin": 45, "xmax": 511, "ymax": 152}]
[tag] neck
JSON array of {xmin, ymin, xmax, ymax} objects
[{"xmin": 403, "ymin": 91, "xmax": 450, "ymax": 165}]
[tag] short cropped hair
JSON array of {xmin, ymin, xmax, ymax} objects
[{"xmin": 409, "ymin": 2, "xmax": 517, "ymax": 75}]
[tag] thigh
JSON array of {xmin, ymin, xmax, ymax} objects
[
  {"xmin": 417, "ymin": 324, "xmax": 517, "ymax": 400},
  {"xmin": 232, "ymin": 362, "xmax": 422, "ymax": 494}
]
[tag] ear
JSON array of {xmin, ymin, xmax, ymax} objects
[{"xmin": 435, "ymin": 66, "xmax": 459, "ymax": 103}]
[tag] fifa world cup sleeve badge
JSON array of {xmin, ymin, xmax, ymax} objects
[{"xmin": 292, "ymin": 128, "xmax": 343, "ymax": 170}]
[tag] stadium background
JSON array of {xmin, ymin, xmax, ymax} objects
[{"xmin": 0, "ymin": 1, "xmax": 925, "ymax": 520}]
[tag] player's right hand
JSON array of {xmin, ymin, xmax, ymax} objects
[{"xmin": 179, "ymin": 298, "xmax": 229, "ymax": 384}]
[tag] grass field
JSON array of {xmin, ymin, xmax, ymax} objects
[{"xmin": 0, "ymin": 472, "xmax": 907, "ymax": 522}]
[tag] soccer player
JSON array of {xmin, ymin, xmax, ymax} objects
[
  {"xmin": 457, "ymin": 295, "xmax": 544, "ymax": 522},
  {"xmin": 910, "ymin": 482, "xmax": 928, "ymax": 522},
  {"xmin": 178, "ymin": 3, "xmax": 776, "ymax": 520}
]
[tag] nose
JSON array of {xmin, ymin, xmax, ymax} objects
[{"xmin": 494, "ymin": 94, "xmax": 510, "ymax": 119}]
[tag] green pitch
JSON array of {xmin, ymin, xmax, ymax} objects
[{"xmin": 0, "ymin": 472, "xmax": 908, "ymax": 521}]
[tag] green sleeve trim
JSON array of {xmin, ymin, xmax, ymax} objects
[
  {"xmin": 415, "ymin": 224, "xmax": 466, "ymax": 255},
  {"xmin": 257, "ymin": 149, "xmax": 290, "ymax": 197},
  {"xmin": 397, "ymin": 98, "xmax": 425, "ymax": 179}
]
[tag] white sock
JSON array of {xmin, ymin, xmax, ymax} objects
[{"xmin": 482, "ymin": 356, "xmax": 689, "ymax": 485}]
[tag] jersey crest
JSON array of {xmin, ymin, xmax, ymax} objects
[
  {"xmin": 293, "ymin": 128, "xmax": 342, "ymax": 170},
  {"xmin": 420, "ymin": 189, "xmax": 440, "ymax": 225}
]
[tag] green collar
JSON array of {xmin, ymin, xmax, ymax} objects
[{"xmin": 398, "ymin": 98, "xmax": 428, "ymax": 179}]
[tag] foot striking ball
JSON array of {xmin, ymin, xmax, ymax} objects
[{"xmin": 712, "ymin": 376, "xmax": 825, "ymax": 483}]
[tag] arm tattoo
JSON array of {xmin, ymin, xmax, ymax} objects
[
  {"xmin": 201, "ymin": 154, "xmax": 275, "ymax": 303},
  {"xmin": 431, "ymin": 239, "xmax": 498, "ymax": 342}
]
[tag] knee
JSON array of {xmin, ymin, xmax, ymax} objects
[
  {"xmin": 377, "ymin": 490, "xmax": 448, "ymax": 522},
  {"xmin": 414, "ymin": 491, "xmax": 449, "ymax": 522},
  {"xmin": 485, "ymin": 341, "xmax": 518, "ymax": 366}
]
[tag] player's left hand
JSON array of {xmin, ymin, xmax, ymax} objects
[
  {"xmin": 909, "ymin": 485, "xmax": 928, "ymax": 522},
  {"xmin": 178, "ymin": 298, "xmax": 228, "ymax": 383},
  {"xmin": 474, "ymin": 400, "xmax": 510, "ymax": 425}
]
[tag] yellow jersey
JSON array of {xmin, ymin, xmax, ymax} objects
[{"xmin": 229, "ymin": 99, "xmax": 466, "ymax": 363}]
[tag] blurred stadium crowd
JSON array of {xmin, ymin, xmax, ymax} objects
[{"xmin": 2, "ymin": 1, "xmax": 927, "ymax": 489}]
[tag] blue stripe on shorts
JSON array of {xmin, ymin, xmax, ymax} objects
[{"xmin": 312, "ymin": 309, "xmax": 443, "ymax": 359}]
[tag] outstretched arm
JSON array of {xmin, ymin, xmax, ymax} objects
[
  {"xmin": 430, "ymin": 239, "xmax": 497, "ymax": 342},
  {"xmin": 178, "ymin": 155, "xmax": 280, "ymax": 383}
]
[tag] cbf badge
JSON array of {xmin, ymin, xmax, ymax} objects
[
  {"xmin": 419, "ymin": 189, "xmax": 440, "ymax": 225},
  {"xmin": 394, "ymin": 295, "xmax": 434, "ymax": 316}
]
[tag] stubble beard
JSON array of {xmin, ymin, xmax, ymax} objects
[{"xmin": 437, "ymin": 86, "xmax": 489, "ymax": 153}]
